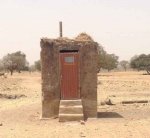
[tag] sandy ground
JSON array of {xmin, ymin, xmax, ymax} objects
[{"xmin": 0, "ymin": 71, "xmax": 150, "ymax": 138}]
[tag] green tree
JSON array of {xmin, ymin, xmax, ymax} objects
[
  {"xmin": 2, "ymin": 51, "xmax": 28, "ymax": 75},
  {"xmin": 120, "ymin": 60, "xmax": 129, "ymax": 71},
  {"xmin": 130, "ymin": 54, "xmax": 150, "ymax": 74},
  {"xmin": 97, "ymin": 45, "xmax": 107, "ymax": 72},
  {"xmin": 104, "ymin": 54, "xmax": 119, "ymax": 72},
  {"xmin": 34, "ymin": 60, "xmax": 41, "ymax": 71},
  {"xmin": 98, "ymin": 45, "xmax": 119, "ymax": 72},
  {"xmin": 0, "ymin": 59, "xmax": 4, "ymax": 71}
]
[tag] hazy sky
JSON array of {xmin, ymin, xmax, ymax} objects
[{"xmin": 0, "ymin": 0, "xmax": 150, "ymax": 64}]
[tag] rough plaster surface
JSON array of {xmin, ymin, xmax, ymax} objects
[{"xmin": 41, "ymin": 38, "xmax": 98, "ymax": 118}]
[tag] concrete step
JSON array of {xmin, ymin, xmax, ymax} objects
[
  {"xmin": 60, "ymin": 99, "xmax": 82, "ymax": 106},
  {"xmin": 59, "ymin": 114, "xmax": 83, "ymax": 122},
  {"xmin": 59, "ymin": 99, "xmax": 84, "ymax": 122},
  {"xmin": 59, "ymin": 105, "xmax": 83, "ymax": 114}
]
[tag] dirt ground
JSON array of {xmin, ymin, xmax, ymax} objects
[{"xmin": 0, "ymin": 71, "xmax": 150, "ymax": 138}]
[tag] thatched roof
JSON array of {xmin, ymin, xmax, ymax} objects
[
  {"xmin": 41, "ymin": 33, "xmax": 96, "ymax": 46},
  {"xmin": 75, "ymin": 33, "xmax": 94, "ymax": 41}
]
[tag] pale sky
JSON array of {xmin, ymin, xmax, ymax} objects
[{"xmin": 0, "ymin": 0, "xmax": 150, "ymax": 64}]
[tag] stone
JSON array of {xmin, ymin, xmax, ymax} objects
[{"xmin": 80, "ymin": 120, "xmax": 85, "ymax": 125}]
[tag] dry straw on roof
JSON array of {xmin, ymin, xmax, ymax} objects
[{"xmin": 75, "ymin": 33, "xmax": 94, "ymax": 41}]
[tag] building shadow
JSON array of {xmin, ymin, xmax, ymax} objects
[{"xmin": 97, "ymin": 112, "xmax": 123, "ymax": 118}]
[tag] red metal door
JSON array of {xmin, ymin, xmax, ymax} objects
[{"xmin": 60, "ymin": 52, "xmax": 79, "ymax": 99}]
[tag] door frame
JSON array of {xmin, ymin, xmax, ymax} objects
[{"xmin": 59, "ymin": 50, "xmax": 80, "ymax": 100}]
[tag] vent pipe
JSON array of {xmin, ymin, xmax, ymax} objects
[{"xmin": 59, "ymin": 21, "xmax": 63, "ymax": 37}]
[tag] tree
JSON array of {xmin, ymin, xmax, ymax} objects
[
  {"xmin": 34, "ymin": 60, "xmax": 41, "ymax": 71},
  {"xmin": 97, "ymin": 45, "xmax": 119, "ymax": 72},
  {"xmin": 97, "ymin": 45, "xmax": 107, "ymax": 72},
  {"xmin": 29, "ymin": 65, "xmax": 36, "ymax": 72},
  {"xmin": 2, "ymin": 51, "xmax": 28, "ymax": 75},
  {"xmin": 130, "ymin": 54, "xmax": 150, "ymax": 74},
  {"xmin": 120, "ymin": 60, "xmax": 129, "ymax": 71},
  {"xmin": 0, "ymin": 59, "xmax": 4, "ymax": 71},
  {"xmin": 104, "ymin": 54, "xmax": 119, "ymax": 71}
]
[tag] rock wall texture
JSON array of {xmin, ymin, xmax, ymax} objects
[{"xmin": 41, "ymin": 37, "xmax": 98, "ymax": 119}]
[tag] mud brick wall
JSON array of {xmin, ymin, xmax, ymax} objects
[
  {"xmin": 40, "ymin": 40, "xmax": 60, "ymax": 118},
  {"xmin": 41, "ymin": 38, "xmax": 98, "ymax": 118},
  {"xmin": 80, "ymin": 43, "xmax": 98, "ymax": 118}
]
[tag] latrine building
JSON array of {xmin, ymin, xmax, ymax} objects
[{"xmin": 41, "ymin": 33, "xmax": 98, "ymax": 121}]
